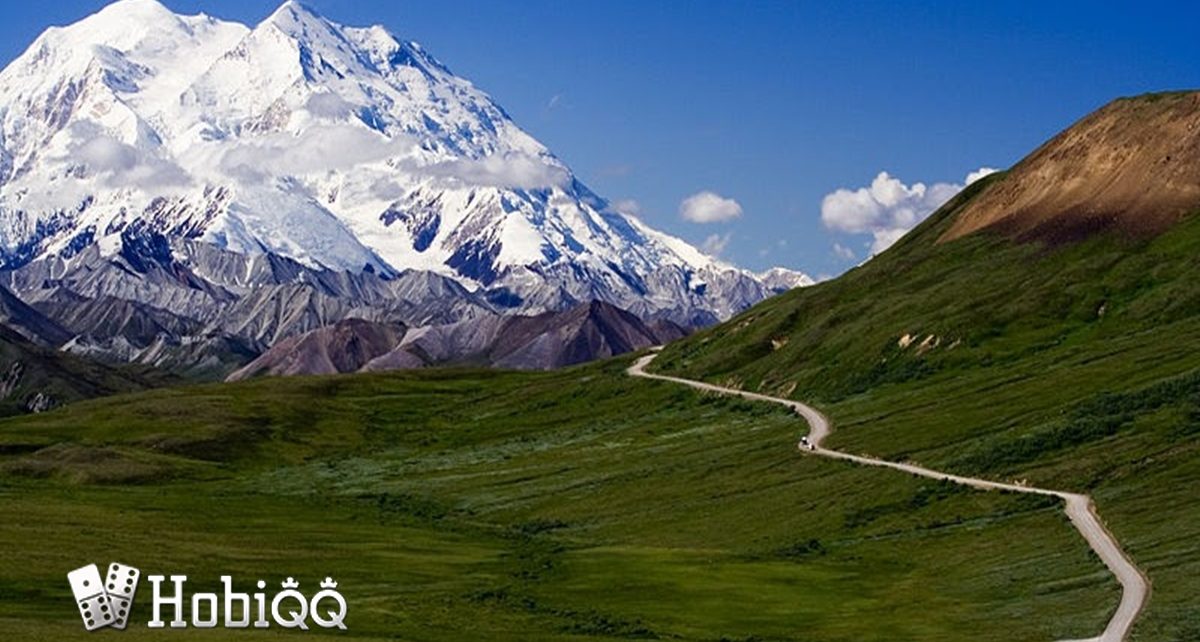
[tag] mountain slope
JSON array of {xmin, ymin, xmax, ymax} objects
[
  {"xmin": 657, "ymin": 92, "xmax": 1200, "ymax": 394},
  {"xmin": 228, "ymin": 300, "xmax": 684, "ymax": 379},
  {"xmin": 0, "ymin": 322, "xmax": 152, "ymax": 416},
  {"xmin": 227, "ymin": 317, "xmax": 405, "ymax": 380},
  {"xmin": 485, "ymin": 299, "xmax": 681, "ymax": 369},
  {"xmin": 654, "ymin": 91, "xmax": 1200, "ymax": 640},
  {"xmin": 0, "ymin": 284, "xmax": 72, "ymax": 347},
  {"xmin": 33, "ymin": 291, "xmax": 201, "ymax": 346},
  {"xmin": 943, "ymin": 91, "xmax": 1200, "ymax": 244},
  {"xmin": 0, "ymin": 0, "xmax": 809, "ymax": 328},
  {"xmin": 373, "ymin": 299, "xmax": 685, "ymax": 371}
]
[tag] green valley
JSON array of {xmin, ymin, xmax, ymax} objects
[{"xmin": 0, "ymin": 358, "xmax": 1117, "ymax": 640}]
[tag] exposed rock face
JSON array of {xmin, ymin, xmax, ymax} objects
[
  {"xmin": 0, "ymin": 358, "xmax": 57, "ymax": 411},
  {"xmin": 486, "ymin": 300, "xmax": 675, "ymax": 370},
  {"xmin": 0, "ymin": 285, "xmax": 72, "ymax": 347},
  {"xmin": 368, "ymin": 300, "xmax": 684, "ymax": 372},
  {"xmin": 228, "ymin": 300, "xmax": 687, "ymax": 380},
  {"xmin": 4, "ymin": 236, "xmax": 494, "ymax": 377},
  {"xmin": 25, "ymin": 392, "xmax": 54, "ymax": 413},
  {"xmin": 0, "ymin": 362, "xmax": 24, "ymax": 399},
  {"xmin": 941, "ymin": 91, "xmax": 1200, "ymax": 244},
  {"xmin": 34, "ymin": 291, "xmax": 202, "ymax": 347},
  {"xmin": 227, "ymin": 318, "xmax": 406, "ymax": 380}
]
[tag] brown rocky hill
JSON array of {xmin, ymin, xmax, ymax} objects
[
  {"xmin": 227, "ymin": 319, "xmax": 407, "ymax": 381},
  {"xmin": 227, "ymin": 301, "xmax": 687, "ymax": 380},
  {"xmin": 941, "ymin": 91, "xmax": 1200, "ymax": 244}
]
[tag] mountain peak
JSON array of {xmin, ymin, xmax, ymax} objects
[
  {"xmin": 84, "ymin": 0, "xmax": 181, "ymax": 30},
  {"xmin": 756, "ymin": 267, "xmax": 816, "ymax": 292},
  {"xmin": 262, "ymin": 0, "xmax": 331, "ymax": 33},
  {"xmin": 102, "ymin": 0, "xmax": 171, "ymax": 11},
  {"xmin": 0, "ymin": 1, "xmax": 811, "ymax": 328},
  {"xmin": 275, "ymin": 0, "xmax": 312, "ymax": 11},
  {"xmin": 52, "ymin": 0, "xmax": 182, "ymax": 43}
]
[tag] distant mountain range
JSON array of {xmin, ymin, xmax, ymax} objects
[{"xmin": 0, "ymin": 0, "xmax": 811, "ymax": 379}]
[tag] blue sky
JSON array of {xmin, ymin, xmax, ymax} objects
[{"xmin": 1, "ymin": 1, "xmax": 1198, "ymax": 277}]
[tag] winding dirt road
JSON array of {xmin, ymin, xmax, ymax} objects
[{"xmin": 628, "ymin": 351, "xmax": 1148, "ymax": 642}]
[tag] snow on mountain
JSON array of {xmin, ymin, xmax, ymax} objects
[
  {"xmin": 0, "ymin": 0, "xmax": 810, "ymax": 325},
  {"xmin": 757, "ymin": 267, "xmax": 816, "ymax": 292}
]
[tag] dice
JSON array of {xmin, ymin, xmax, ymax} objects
[
  {"xmin": 105, "ymin": 562, "xmax": 141, "ymax": 629},
  {"xmin": 67, "ymin": 564, "xmax": 115, "ymax": 631}
]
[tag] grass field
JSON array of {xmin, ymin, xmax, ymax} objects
[
  {"xmin": 820, "ymin": 328, "xmax": 1200, "ymax": 641},
  {"xmin": 0, "ymin": 357, "xmax": 1117, "ymax": 641}
]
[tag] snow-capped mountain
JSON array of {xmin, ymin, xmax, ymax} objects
[{"xmin": 0, "ymin": 0, "xmax": 810, "ymax": 338}]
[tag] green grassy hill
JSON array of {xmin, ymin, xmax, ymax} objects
[
  {"xmin": 0, "ymin": 359, "xmax": 1115, "ymax": 641},
  {"xmin": 0, "ymin": 324, "xmax": 157, "ymax": 417},
  {"xmin": 652, "ymin": 99, "xmax": 1200, "ymax": 639}
]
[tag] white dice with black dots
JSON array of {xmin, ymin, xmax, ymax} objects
[
  {"xmin": 105, "ymin": 562, "xmax": 141, "ymax": 629},
  {"xmin": 67, "ymin": 564, "xmax": 115, "ymax": 631}
]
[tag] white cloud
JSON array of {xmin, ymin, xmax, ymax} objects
[
  {"xmin": 680, "ymin": 190, "xmax": 743, "ymax": 223},
  {"xmin": 611, "ymin": 198, "xmax": 641, "ymax": 215},
  {"xmin": 343, "ymin": 148, "xmax": 571, "ymax": 201},
  {"xmin": 821, "ymin": 167, "xmax": 996, "ymax": 254},
  {"xmin": 74, "ymin": 137, "xmax": 138, "ymax": 172},
  {"xmin": 67, "ymin": 134, "xmax": 192, "ymax": 191},
  {"xmin": 304, "ymin": 93, "xmax": 356, "ymax": 119},
  {"xmin": 208, "ymin": 125, "xmax": 414, "ymax": 184},
  {"xmin": 832, "ymin": 242, "xmax": 856, "ymax": 261},
  {"xmin": 15, "ymin": 177, "xmax": 96, "ymax": 212},
  {"xmin": 368, "ymin": 176, "xmax": 406, "ymax": 201},
  {"xmin": 967, "ymin": 167, "xmax": 999, "ymax": 185},
  {"xmin": 30, "ymin": 127, "xmax": 193, "ymax": 210},
  {"xmin": 546, "ymin": 94, "xmax": 563, "ymax": 110},
  {"xmin": 700, "ymin": 232, "xmax": 732, "ymax": 256},
  {"xmin": 420, "ymin": 153, "xmax": 571, "ymax": 190}
]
